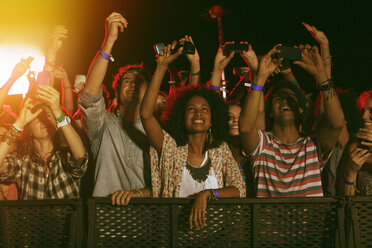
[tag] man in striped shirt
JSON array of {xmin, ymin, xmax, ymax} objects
[{"xmin": 240, "ymin": 44, "xmax": 345, "ymax": 197}]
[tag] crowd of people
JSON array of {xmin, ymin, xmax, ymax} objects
[{"xmin": 0, "ymin": 12, "xmax": 371, "ymax": 229}]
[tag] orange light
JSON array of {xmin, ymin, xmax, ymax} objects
[{"xmin": 0, "ymin": 44, "xmax": 45, "ymax": 97}]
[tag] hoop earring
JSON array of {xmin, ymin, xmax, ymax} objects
[{"xmin": 207, "ymin": 127, "xmax": 213, "ymax": 146}]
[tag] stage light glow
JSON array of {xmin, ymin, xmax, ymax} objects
[{"xmin": 0, "ymin": 45, "xmax": 45, "ymax": 97}]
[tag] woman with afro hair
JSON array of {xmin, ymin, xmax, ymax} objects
[{"xmin": 140, "ymin": 43, "xmax": 245, "ymax": 230}]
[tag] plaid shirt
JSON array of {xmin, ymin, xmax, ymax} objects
[{"xmin": 0, "ymin": 148, "xmax": 88, "ymax": 199}]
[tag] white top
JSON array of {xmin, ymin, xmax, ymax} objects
[{"xmin": 179, "ymin": 151, "xmax": 219, "ymax": 197}]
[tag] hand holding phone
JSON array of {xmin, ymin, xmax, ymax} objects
[{"xmin": 36, "ymin": 71, "xmax": 52, "ymax": 87}]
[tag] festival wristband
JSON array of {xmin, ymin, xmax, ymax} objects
[
  {"xmin": 343, "ymin": 177, "xmax": 354, "ymax": 186},
  {"xmin": 210, "ymin": 85, "xmax": 220, "ymax": 91},
  {"xmin": 251, "ymin": 83, "xmax": 264, "ymax": 92},
  {"xmin": 99, "ymin": 50, "xmax": 114, "ymax": 62},
  {"xmin": 213, "ymin": 189, "xmax": 219, "ymax": 199},
  {"xmin": 191, "ymin": 70, "xmax": 200, "ymax": 76}
]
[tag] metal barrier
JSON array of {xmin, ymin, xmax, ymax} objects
[
  {"xmin": 0, "ymin": 199, "xmax": 83, "ymax": 248},
  {"xmin": 1, "ymin": 197, "xmax": 372, "ymax": 247},
  {"xmin": 87, "ymin": 197, "xmax": 345, "ymax": 248}
]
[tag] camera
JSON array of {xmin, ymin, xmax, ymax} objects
[{"xmin": 171, "ymin": 41, "xmax": 195, "ymax": 55}]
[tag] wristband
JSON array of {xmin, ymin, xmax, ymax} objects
[
  {"xmin": 190, "ymin": 70, "xmax": 200, "ymax": 76},
  {"xmin": 244, "ymin": 82, "xmax": 252, "ymax": 88},
  {"xmin": 213, "ymin": 189, "xmax": 219, "ymax": 199},
  {"xmin": 343, "ymin": 177, "xmax": 354, "ymax": 186},
  {"xmin": 12, "ymin": 123, "xmax": 23, "ymax": 132},
  {"xmin": 99, "ymin": 50, "xmax": 114, "ymax": 62},
  {"xmin": 207, "ymin": 189, "xmax": 212, "ymax": 201},
  {"xmin": 317, "ymin": 79, "xmax": 334, "ymax": 91},
  {"xmin": 168, "ymin": 80, "xmax": 176, "ymax": 85},
  {"xmin": 251, "ymin": 83, "xmax": 264, "ymax": 92},
  {"xmin": 55, "ymin": 113, "xmax": 66, "ymax": 123},
  {"xmin": 210, "ymin": 85, "xmax": 220, "ymax": 91}
]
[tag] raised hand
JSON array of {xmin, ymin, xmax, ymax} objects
[
  {"xmin": 256, "ymin": 44, "xmax": 283, "ymax": 82},
  {"xmin": 48, "ymin": 25, "xmax": 68, "ymax": 54},
  {"xmin": 293, "ymin": 45, "xmax": 326, "ymax": 81},
  {"xmin": 348, "ymin": 147, "xmax": 370, "ymax": 172},
  {"xmin": 105, "ymin": 12, "xmax": 128, "ymax": 44},
  {"xmin": 10, "ymin": 57, "xmax": 33, "ymax": 80},
  {"xmin": 36, "ymin": 85, "xmax": 63, "ymax": 117},
  {"xmin": 14, "ymin": 98, "xmax": 43, "ymax": 129},
  {"xmin": 302, "ymin": 22, "xmax": 329, "ymax": 47},
  {"xmin": 54, "ymin": 65, "xmax": 69, "ymax": 81},
  {"xmin": 214, "ymin": 42, "xmax": 235, "ymax": 72},
  {"xmin": 240, "ymin": 43, "xmax": 258, "ymax": 74},
  {"xmin": 157, "ymin": 43, "xmax": 183, "ymax": 68},
  {"xmin": 180, "ymin": 35, "xmax": 200, "ymax": 65}
]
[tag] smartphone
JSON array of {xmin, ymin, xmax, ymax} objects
[
  {"xmin": 276, "ymin": 46, "xmax": 302, "ymax": 61},
  {"xmin": 154, "ymin": 42, "xmax": 165, "ymax": 55},
  {"xmin": 36, "ymin": 71, "xmax": 51, "ymax": 87},
  {"xmin": 171, "ymin": 41, "xmax": 195, "ymax": 55},
  {"xmin": 74, "ymin": 74, "xmax": 86, "ymax": 93},
  {"xmin": 223, "ymin": 43, "xmax": 248, "ymax": 55}
]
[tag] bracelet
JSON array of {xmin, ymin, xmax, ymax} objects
[
  {"xmin": 210, "ymin": 85, "xmax": 220, "ymax": 91},
  {"xmin": 343, "ymin": 177, "xmax": 354, "ymax": 186},
  {"xmin": 55, "ymin": 113, "xmax": 66, "ymax": 123},
  {"xmin": 190, "ymin": 70, "xmax": 200, "ymax": 76},
  {"xmin": 1, "ymin": 126, "xmax": 21, "ymax": 146},
  {"xmin": 213, "ymin": 189, "xmax": 219, "ymax": 199},
  {"xmin": 133, "ymin": 189, "xmax": 144, "ymax": 197},
  {"xmin": 317, "ymin": 79, "xmax": 334, "ymax": 91},
  {"xmin": 99, "ymin": 50, "xmax": 114, "ymax": 62},
  {"xmin": 168, "ymin": 80, "xmax": 176, "ymax": 85},
  {"xmin": 251, "ymin": 83, "xmax": 264, "ymax": 92},
  {"xmin": 12, "ymin": 123, "xmax": 23, "ymax": 132},
  {"xmin": 207, "ymin": 189, "xmax": 212, "ymax": 201}
]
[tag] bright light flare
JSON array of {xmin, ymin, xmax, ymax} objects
[{"xmin": 0, "ymin": 45, "xmax": 45, "ymax": 97}]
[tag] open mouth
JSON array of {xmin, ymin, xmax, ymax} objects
[
  {"xmin": 193, "ymin": 119, "xmax": 204, "ymax": 124},
  {"xmin": 279, "ymin": 105, "xmax": 291, "ymax": 112}
]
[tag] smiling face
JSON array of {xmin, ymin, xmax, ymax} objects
[
  {"xmin": 271, "ymin": 88, "xmax": 301, "ymax": 126},
  {"xmin": 27, "ymin": 106, "xmax": 56, "ymax": 140},
  {"xmin": 118, "ymin": 71, "xmax": 147, "ymax": 106},
  {"xmin": 185, "ymin": 96, "xmax": 211, "ymax": 134},
  {"xmin": 228, "ymin": 104, "xmax": 241, "ymax": 136}
]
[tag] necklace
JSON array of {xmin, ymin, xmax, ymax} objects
[{"xmin": 185, "ymin": 158, "xmax": 212, "ymax": 183}]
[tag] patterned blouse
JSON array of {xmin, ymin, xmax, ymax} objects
[
  {"xmin": 150, "ymin": 131, "xmax": 246, "ymax": 198},
  {"xmin": 0, "ymin": 148, "xmax": 88, "ymax": 199}
]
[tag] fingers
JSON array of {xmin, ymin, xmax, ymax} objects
[{"xmin": 111, "ymin": 190, "xmax": 131, "ymax": 206}]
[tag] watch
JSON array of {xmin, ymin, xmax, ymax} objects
[{"xmin": 56, "ymin": 115, "xmax": 71, "ymax": 128}]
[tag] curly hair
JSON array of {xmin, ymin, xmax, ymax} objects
[
  {"xmin": 112, "ymin": 64, "xmax": 151, "ymax": 97},
  {"xmin": 161, "ymin": 85, "xmax": 229, "ymax": 148},
  {"xmin": 264, "ymin": 80, "xmax": 308, "ymax": 133}
]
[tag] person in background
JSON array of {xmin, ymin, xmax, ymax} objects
[
  {"xmin": 339, "ymin": 90, "xmax": 372, "ymax": 196},
  {"xmin": 0, "ymin": 84, "xmax": 88, "ymax": 199}
]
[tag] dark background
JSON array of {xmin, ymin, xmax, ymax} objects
[{"xmin": 1, "ymin": 0, "xmax": 370, "ymax": 97}]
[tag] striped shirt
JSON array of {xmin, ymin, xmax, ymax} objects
[{"xmin": 249, "ymin": 130, "xmax": 330, "ymax": 197}]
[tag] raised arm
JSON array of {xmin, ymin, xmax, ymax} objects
[
  {"xmin": 84, "ymin": 12, "xmax": 128, "ymax": 97},
  {"xmin": 37, "ymin": 85, "xmax": 86, "ymax": 160},
  {"xmin": 182, "ymin": 35, "xmax": 201, "ymax": 85},
  {"xmin": 0, "ymin": 99, "xmax": 43, "ymax": 173},
  {"xmin": 140, "ymin": 44, "xmax": 182, "ymax": 153},
  {"xmin": 240, "ymin": 45, "xmax": 282, "ymax": 153},
  {"xmin": 294, "ymin": 45, "xmax": 345, "ymax": 155},
  {"xmin": 210, "ymin": 42, "xmax": 235, "ymax": 89},
  {"xmin": 54, "ymin": 65, "xmax": 74, "ymax": 114},
  {"xmin": 0, "ymin": 57, "xmax": 32, "ymax": 114},
  {"xmin": 44, "ymin": 25, "xmax": 68, "ymax": 79},
  {"xmin": 302, "ymin": 22, "xmax": 331, "ymax": 79}
]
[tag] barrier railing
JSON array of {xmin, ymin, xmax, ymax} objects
[
  {"xmin": 0, "ymin": 199, "xmax": 83, "ymax": 248},
  {"xmin": 87, "ymin": 197, "xmax": 345, "ymax": 248},
  {"xmin": 0, "ymin": 197, "xmax": 371, "ymax": 248}
]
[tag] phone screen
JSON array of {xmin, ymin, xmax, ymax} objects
[{"xmin": 36, "ymin": 71, "xmax": 51, "ymax": 87}]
